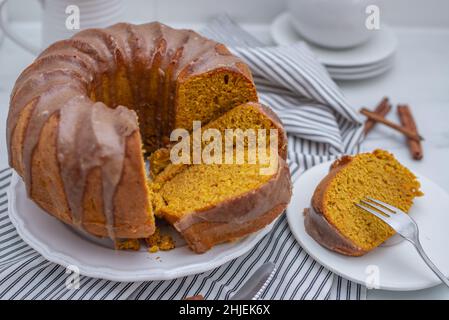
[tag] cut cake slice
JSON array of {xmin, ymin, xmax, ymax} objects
[
  {"xmin": 305, "ymin": 149, "xmax": 423, "ymax": 256},
  {"xmin": 149, "ymin": 102, "xmax": 292, "ymax": 253}
]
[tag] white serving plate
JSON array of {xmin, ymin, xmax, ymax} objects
[
  {"xmin": 7, "ymin": 171, "xmax": 274, "ymax": 282},
  {"xmin": 286, "ymin": 160, "xmax": 449, "ymax": 291}
]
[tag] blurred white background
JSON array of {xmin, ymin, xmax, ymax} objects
[{"xmin": 4, "ymin": 0, "xmax": 449, "ymax": 27}]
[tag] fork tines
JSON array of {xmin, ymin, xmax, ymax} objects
[
  {"xmin": 355, "ymin": 197, "xmax": 396, "ymax": 222},
  {"xmin": 355, "ymin": 197, "xmax": 409, "ymax": 232}
]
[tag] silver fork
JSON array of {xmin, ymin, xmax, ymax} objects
[{"xmin": 356, "ymin": 196, "xmax": 449, "ymax": 287}]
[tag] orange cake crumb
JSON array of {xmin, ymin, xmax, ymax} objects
[
  {"xmin": 145, "ymin": 228, "xmax": 175, "ymax": 253},
  {"xmin": 115, "ymin": 238, "xmax": 141, "ymax": 251}
]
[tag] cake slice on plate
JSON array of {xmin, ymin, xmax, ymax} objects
[{"xmin": 304, "ymin": 149, "xmax": 423, "ymax": 256}]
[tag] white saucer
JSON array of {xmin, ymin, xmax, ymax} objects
[
  {"xmin": 326, "ymin": 55, "xmax": 395, "ymax": 75},
  {"xmin": 270, "ymin": 12, "xmax": 397, "ymax": 70},
  {"xmin": 7, "ymin": 171, "xmax": 275, "ymax": 282},
  {"xmin": 330, "ymin": 62, "xmax": 394, "ymax": 81},
  {"xmin": 286, "ymin": 160, "xmax": 449, "ymax": 291},
  {"xmin": 322, "ymin": 55, "xmax": 395, "ymax": 80}
]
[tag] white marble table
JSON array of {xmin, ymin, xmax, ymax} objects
[{"xmin": 1, "ymin": 22, "xmax": 449, "ymax": 300}]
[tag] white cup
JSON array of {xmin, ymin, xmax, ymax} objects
[
  {"xmin": 0, "ymin": 0, "xmax": 124, "ymax": 55},
  {"xmin": 286, "ymin": 0, "xmax": 377, "ymax": 49}
]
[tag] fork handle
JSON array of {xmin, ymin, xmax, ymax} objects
[{"xmin": 412, "ymin": 240, "xmax": 449, "ymax": 288}]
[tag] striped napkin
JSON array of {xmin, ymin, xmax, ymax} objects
[{"xmin": 0, "ymin": 15, "xmax": 366, "ymax": 300}]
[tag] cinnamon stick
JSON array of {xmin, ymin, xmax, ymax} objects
[
  {"xmin": 397, "ymin": 104, "xmax": 423, "ymax": 160},
  {"xmin": 184, "ymin": 295, "xmax": 204, "ymax": 300},
  {"xmin": 363, "ymin": 97, "xmax": 392, "ymax": 136},
  {"xmin": 360, "ymin": 108, "xmax": 424, "ymax": 142}
]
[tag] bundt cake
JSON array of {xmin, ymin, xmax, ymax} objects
[
  {"xmin": 304, "ymin": 149, "xmax": 423, "ymax": 256},
  {"xmin": 7, "ymin": 22, "xmax": 258, "ymax": 243},
  {"xmin": 149, "ymin": 102, "xmax": 292, "ymax": 252}
]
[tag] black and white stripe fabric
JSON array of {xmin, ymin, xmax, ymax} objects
[
  {"xmin": 0, "ymin": 168, "xmax": 141, "ymax": 299},
  {"xmin": 0, "ymin": 15, "xmax": 366, "ymax": 300}
]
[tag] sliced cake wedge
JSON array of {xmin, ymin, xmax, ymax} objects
[
  {"xmin": 149, "ymin": 102, "xmax": 292, "ymax": 253},
  {"xmin": 305, "ymin": 149, "xmax": 423, "ymax": 256}
]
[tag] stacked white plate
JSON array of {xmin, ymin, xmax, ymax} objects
[{"xmin": 270, "ymin": 13, "xmax": 398, "ymax": 81}]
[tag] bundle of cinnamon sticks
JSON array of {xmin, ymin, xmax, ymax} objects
[{"xmin": 361, "ymin": 97, "xmax": 423, "ymax": 160}]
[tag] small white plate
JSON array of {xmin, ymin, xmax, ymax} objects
[
  {"xmin": 270, "ymin": 12, "xmax": 397, "ymax": 68},
  {"xmin": 330, "ymin": 62, "xmax": 394, "ymax": 81},
  {"xmin": 286, "ymin": 160, "xmax": 449, "ymax": 291},
  {"xmin": 7, "ymin": 171, "xmax": 275, "ymax": 282},
  {"xmin": 326, "ymin": 55, "xmax": 395, "ymax": 75}
]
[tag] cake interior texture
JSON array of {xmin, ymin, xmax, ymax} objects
[
  {"xmin": 175, "ymin": 71, "xmax": 258, "ymax": 132},
  {"xmin": 150, "ymin": 102, "xmax": 288, "ymax": 221},
  {"xmin": 93, "ymin": 62, "xmax": 257, "ymax": 155},
  {"xmin": 153, "ymin": 157, "xmax": 274, "ymax": 222},
  {"xmin": 150, "ymin": 102, "xmax": 287, "ymax": 178},
  {"xmin": 319, "ymin": 150, "xmax": 423, "ymax": 252}
]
